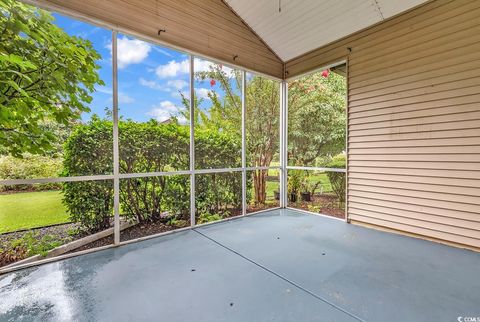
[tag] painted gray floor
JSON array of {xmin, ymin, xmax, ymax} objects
[{"xmin": 1, "ymin": 209, "xmax": 479, "ymax": 322}]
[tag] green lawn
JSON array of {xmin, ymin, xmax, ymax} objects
[
  {"xmin": 264, "ymin": 173, "xmax": 333, "ymax": 198},
  {"xmin": 0, "ymin": 190, "xmax": 68, "ymax": 234}
]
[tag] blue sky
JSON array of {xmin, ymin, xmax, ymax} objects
[{"xmin": 52, "ymin": 13, "xmax": 232, "ymax": 123}]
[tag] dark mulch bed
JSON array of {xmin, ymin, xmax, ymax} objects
[
  {"xmin": 122, "ymin": 220, "xmax": 188, "ymax": 242},
  {"xmin": 0, "ymin": 222, "xmax": 82, "ymax": 267},
  {"xmin": 67, "ymin": 220, "xmax": 189, "ymax": 253},
  {"xmin": 0, "ymin": 222, "xmax": 80, "ymax": 249},
  {"xmin": 290, "ymin": 194, "xmax": 345, "ymax": 219},
  {"xmin": 247, "ymin": 201, "xmax": 280, "ymax": 214}
]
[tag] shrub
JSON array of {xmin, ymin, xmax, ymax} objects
[
  {"xmin": 62, "ymin": 118, "xmax": 114, "ymax": 232},
  {"xmin": 326, "ymin": 154, "xmax": 346, "ymax": 204},
  {"xmin": 0, "ymin": 154, "xmax": 62, "ymax": 191},
  {"xmin": 195, "ymin": 172, "xmax": 243, "ymax": 218},
  {"xmin": 118, "ymin": 120, "xmax": 190, "ymax": 224},
  {"xmin": 62, "ymin": 118, "xmax": 243, "ymax": 232},
  {"xmin": 62, "ymin": 180, "xmax": 114, "ymax": 232},
  {"xmin": 195, "ymin": 128, "xmax": 243, "ymax": 216},
  {"xmin": 197, "ymin": 212, "xmax": 223, "ymax": 224},
  {"xmin": 287, "ymin": 170, "xmax": 305, "ymax": 197}
]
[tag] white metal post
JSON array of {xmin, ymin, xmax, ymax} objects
[
  {"xmin": 279, "ymin": 81, "xmax": 288, "ymax": 208},
  {"xmin": 189, "ymin": 55, "xmax": 196, "ymax": 226},
  {"xmin": 112, "ymin": 31, "xmax": 120, "ymax": 245},
  {"xmin": 241, "ymin": 71, "xmax": 247, "ymax": 216}
]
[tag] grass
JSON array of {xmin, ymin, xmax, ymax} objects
[
  {"xmin": 306, "ymin": 173, "xmax": 333, "ymax": 193},
  {"xmin": 264, "ymin": 173, "xmax": 333, "ymax": 199},
  {"xmin": 0, "ymin": 190, "xmax": 68, "ymax": 234}
]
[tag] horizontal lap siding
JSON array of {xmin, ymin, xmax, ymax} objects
[{"xmin": 287, "ymin": 0, "xmax": 480, "ymax": 249}]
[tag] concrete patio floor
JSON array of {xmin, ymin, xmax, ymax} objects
[{"xmin": 1, "ymin": 209, "xmax": 479, "ymax": 322}]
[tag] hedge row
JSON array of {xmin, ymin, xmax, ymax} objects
[
  {"xmin": 0, "ymin": 154, "xmax": 62, "ymax": 192},
  {"xmin": 62, "ymin": 119, "xmax": 245, "ymax": 232}
]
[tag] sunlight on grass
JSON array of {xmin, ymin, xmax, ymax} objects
[
  {"xmin": 266, "ymin": 173, "xmax": 333, "ymax": 196},
  {"xmin": 0, "ymin": 191, "xmax": 68, "ymax": 234}
]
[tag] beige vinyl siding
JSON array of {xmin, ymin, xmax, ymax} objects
[
  {"xmin": 30, "ymin": 0, "xmax": 283, "ymax": 78},
  {"xmin": 286, "ymin": 0, "xmax": 480, "ymax": 249}
]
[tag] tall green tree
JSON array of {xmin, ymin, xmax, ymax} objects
[
  {"xmin": 245, "ymin": 76, "xmax": 280, "ymax": 204},
  {"xmin": 180, "ymin": 64, "xmax": 346, "ymax": 205},
  {"xmin": 0, "ymin": 0, "xmax": 104, "ymax": 157},
  {"xmin": 288, "ymin": 72, "xmax": 346, "ymax": 166}
]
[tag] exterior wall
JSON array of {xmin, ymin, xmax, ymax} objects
[
  {"xmin": 28, "ymin": 0, "xmax": 284, "ymax": 79},
  {"xmin": 286, "ymin": 0, "xmax": 480, "ymax": 249}
]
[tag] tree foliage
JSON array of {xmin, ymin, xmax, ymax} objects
[
  {"xmin": 187, "ymin": 64, "xmax": 346, "ymax": 204},
  {"xmin": 0, "ymin": 0, "xmax": 103, "ymax": 157},
  {"xmin": 288, "ymin": 72, "xmax": 346, "ymax": 166},
  {"xmin": 0, "ymin": 153, "xmax": 62, "ymax": 191},
  {"xmin": 326, "ymin": 154, "xmax": 346, "ymax": 205}
]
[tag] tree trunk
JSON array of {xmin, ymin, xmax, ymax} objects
[{"xmin": 253, "ymin": 170, "xmax": 267, "ymax": 204}]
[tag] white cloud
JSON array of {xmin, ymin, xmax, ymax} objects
[
  {"xmin": 159, "ymin": 100, "xmax": 178, "ymax": 112},
  {"xmin": 152, "ymin": 47, "xmax": 174, "ymax": 57},
  {"xmin": 139, "ymin": 78, "xmax": 189, "ymax": 98},
  {"xmin": 139, "ymin": 78, "xmax": 163, "ymax": 90},
  {"xmin": 167, "ymin": 79, "xmax": 188, "ymax": 90},
  {"xmin": 155, "ymin": 59, "xmax": 190, "ymax": 78},
  {"xmin": 97, "ymin": 86, "xmax": 133, "ymax": 103},
  {"xmin": 118, "ymin": 92, "xmax": 134, "ymax": 104},
  {"xmin": 109, "ymin": 37, "xmax": 151, "ymax": 69},
  {"xmin": 196, "ymin": 88, "xmax": 212, "ymax": 100},
  {"xmin": 96, "ymin": 86, "xmax": 112, "ymax": 94},
  {"xmin": 154, "ymin": 58, "xmax": 233, "ymax": 78},
  {"xmin": 139, "ymin": 78, "xmax": 188, "ymax": 92},
  {"xmin": 170, "ymin": 90, "xmax": 186, "ymax": 99},
  {"xmin": 147, "ymin": 100, "xmax": 181, "ymax": 122}
]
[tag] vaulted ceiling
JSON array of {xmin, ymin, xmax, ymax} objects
[
  {"xmin": 29, "ymin": 0, "xmax": 429, "ymax": 78},
  {"xmin": 225, "ymin": 0, "xmax": 428, "ymax": 61}
]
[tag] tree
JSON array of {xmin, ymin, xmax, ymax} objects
[
  {"xmin": 245, "ymin": 76, "xmax": 279, "ymax": 204},
  {"xmin": 288, "ymin": 71, "xmax": 346, "ymax": 166},
  {"xmin": 190, "ymin": 65, "xmax": 279, "ymax": 204},
  {"xmin": 0, "ymin": 0, "xmax": 104, "ymax": 157},
  {"xmin": 179, "ymin": 64, "xmax": 346, "ymax": 206}
]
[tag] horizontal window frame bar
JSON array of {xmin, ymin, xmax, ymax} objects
[
  {"xmin": 0, "ymin": 167, "xmax": 282, "ymax": 186},
  {"xmin": 286, "ymin": 166, "xmax": 346, "ymax": 173},
  {"xmin": 0, "ymin": 175, "xmax": 115, "ymax": 185}
]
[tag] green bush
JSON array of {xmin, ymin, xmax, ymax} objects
[
  {"xmin": 195, "ymin": 172, "xmax": 243, "ymax": 219},
  {"xmin": 116, "ymin": 120, "xmax": 191, "ymax": 224},
  {"xmin": 326, "ymin": 154, "xmax": 346, "ymax": 204},
  {"xmin": 194, "ymin": 128, "xmax": 243, "ymax": 218},
  {"xmin": 62, "ymin": 180, "xmax": 114, "ymax": 232},
  {"xmin": 197, "ymin": 212, "xmax": 223, "ymax": 224},
  {"xmin": 62, "ymin": 118, "xmax": 114, "ymax": 232},
  {"xmin": 0, "ymin": 154, "xmax": 62, "ymax": 191},
  {"xmin": 62, "ymin": 118, "xmax": 243, "ymax": 232}
]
